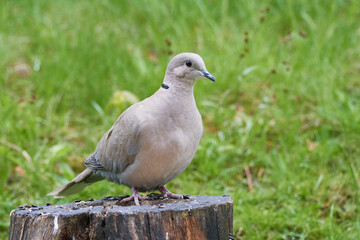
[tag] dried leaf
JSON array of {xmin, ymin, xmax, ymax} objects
[
  {"xmin": 306, "ymin": 139, "xmax": 319, "ymax": 151},
  {"xmin": 299, "ymin": 30, "xmax": 308, "ymax": 38},
  {"xmin": 11, "ymin": 62, "xmax": 31, "ymax": 79},
  {"xmin": 15, "ymin": 166, "xmax": 25, "ymax": 176},
  {"xmin": 268, "ymin": 119, "xmax": 276, "ymax": 126}
]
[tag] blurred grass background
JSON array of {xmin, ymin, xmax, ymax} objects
[{"xmin": 1, "ymin": 0, "xmax": 360, "ymax": 239}]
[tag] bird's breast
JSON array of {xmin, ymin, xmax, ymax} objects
[{"xmin": 120, "ymin": 111, "xmax": 203, "ymax": 190}]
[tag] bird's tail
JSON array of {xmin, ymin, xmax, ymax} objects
[{"xmin": 47, "ymin": 168, "xmax": 103, "ymax": 197}]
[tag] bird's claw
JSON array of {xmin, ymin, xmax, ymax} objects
[
  {"xmin": 121, "ymin": 186, "xmax": 189, "ymax": 206},
  {"xmin": 158, "ymin": 186, "xmax": 189, "ymax": 200},
  {"xmin": 120, "ymin": 187, "xmax": 150, "ymax": 206}
]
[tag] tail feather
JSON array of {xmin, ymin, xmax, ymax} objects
[{"xmin": 48, "ymin": 168, "xmax": 103, "ymax": 197}]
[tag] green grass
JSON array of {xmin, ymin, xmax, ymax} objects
[{"xmin": 1, "ymin": 0, "xmax": 360, "ymax": 239}]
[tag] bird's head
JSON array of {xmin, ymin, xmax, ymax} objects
[{"xmin": 165, "ymin": 53, "xmax": 215, "ymax": 85}]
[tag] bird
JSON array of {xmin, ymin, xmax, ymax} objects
[{"xmin": 48, "ymin": 52, "xmax": 215, "ymax": 205}]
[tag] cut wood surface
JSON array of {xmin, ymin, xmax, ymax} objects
[{"xmin": 9, "ymin": 195, "xmax": 233, "ymax": 240}]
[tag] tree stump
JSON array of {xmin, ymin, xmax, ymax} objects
[{"xmin": 9, "ymin": 195, "xmax": 233, "ymax": 240}]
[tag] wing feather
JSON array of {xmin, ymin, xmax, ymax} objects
[{"xmin": 85, "ymin": 105, "xmax": 142, "ymax": 174}]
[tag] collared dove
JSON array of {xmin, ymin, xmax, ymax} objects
[{"xmin": 48, "ymin": 52, "xmax": 215, "ymax": 205}]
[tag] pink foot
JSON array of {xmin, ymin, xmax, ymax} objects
[
  {"xmin": 120, "ymin": 187, "xmax": 150, "ymax": 205},
  {"xmin": 158, "ymin": 186, "xmax": 189, "ymax": 199}
]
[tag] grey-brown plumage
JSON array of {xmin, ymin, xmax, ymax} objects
[{"xmin": 48, "ymin": 53, "xmax": 215, "ymax": 205}]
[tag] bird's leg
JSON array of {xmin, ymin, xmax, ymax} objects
[
  {"xmin": 157, "ymin": 186, "xmax": 189, "ymax": 199},
  {"xmin": 120, "ymin": 187, "xmax": 150, "ymax": 205}
]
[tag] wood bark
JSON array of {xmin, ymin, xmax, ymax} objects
[{"xmin": 9, "ymin": 195, "xmax": 233, "ymax": 240}]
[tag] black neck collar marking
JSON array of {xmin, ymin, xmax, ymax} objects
[{"xmin": 161, "ymin": 83, "xmax": 169, "ymax": 89}]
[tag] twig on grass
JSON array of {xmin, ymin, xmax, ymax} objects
[
  {"xmin": 244, "ymin": 165, "xmax": 253, "ymax": 192},
  {"xmin": 0, "ymin": 138, "xmax": 32, "ymax": 162}
]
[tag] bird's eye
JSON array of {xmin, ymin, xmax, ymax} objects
[{"xmin": 185, "ymin": 60, "xmax": 192, "ymax": 67}]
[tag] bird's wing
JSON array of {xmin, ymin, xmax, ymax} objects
[{"xmin": 85, "ymin": 105, "xmax": 142, "ymax": 174}]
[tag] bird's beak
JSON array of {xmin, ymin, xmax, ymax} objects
[{"xmin": 200, "ymin": 70, "xmax": 216, "ymax": 82}]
